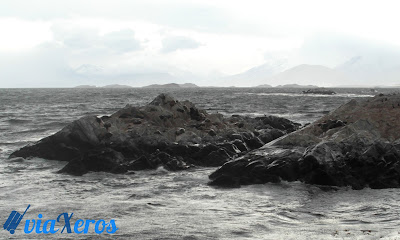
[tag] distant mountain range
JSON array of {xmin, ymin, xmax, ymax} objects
[
  {"xmin": 220, "ymin": 61, "xmax": 287, "ymax": 87},
  {"xmin": 74, "ymin": 84, "xmax": 133, "ymax": 88},
  {"xmin": 275, "ymin": 84, "xmax": 319, "ymax": 88},
  {"xmin": 71, "ymin": 55, "xmax": 400, "ymax": 88},
  {"xmin": 335, "ymin": 55, "xmax": 400, "ymax": 86},
  {"xmin": 261, "ymin": 64, "xmax": 349, "ymax": 87},
  {"xmin": 228, "ymin": 56, "xmax": 400, "ymax": 87},
  {"xmin": 72, "ymin": 64, "xmax": 191, "ymax": 87},
  {"xmin": 218, "ymin": 63, "xmax": 349, "ymax": 87},
  {"xmin": 256, "ymin": 84, "xmax": 273, "ymax": 88},
  {"xmin": 142, "ymin": 83, "xmax": 199, "ymax": 88},
  {"xmin": 74, "ymin": 85, "xmax": 97, "ymax": 88},
  {"xmin": 256, "ymin": 83, "xmax": 318, "ymax": 88},
  {"xmin": 74, "ymin": 83, "xmax": 199, "ymax": 88}
]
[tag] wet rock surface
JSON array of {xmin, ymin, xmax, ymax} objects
[
  {"xmin": 210, "ymin": 93, "xmax": 400, "ymax": 189},
  {"xmin": 10, "ymin": 93, "xmax": 300, "ymax": 175}
]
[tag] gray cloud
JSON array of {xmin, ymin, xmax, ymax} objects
[
  {"xmin": 0, "ymin": 44, "xmax": 78, "ymax": 87},
  {"xmin": 51, "ymin": 25, "xmax": 142, "ymax": 53},
  {"xmin": 51, "ymin": 25, "xmax": 98, "ymax": 49},
  {"xmin": 0, "ymin": 0, "xmax": 278, "ymax": 37},
  {"xmin": 161, "ymin": 35, "xmax": 202, "ymax": 53},
  {"xmin": 0, "ymin": 1, "xmax": 229, "ymax": 31},
  {"xmin": 0, "ymin": 41, "xmax": 201, "ymax": 87},
  {"xmin": 296, "ymin": 32, "xmax": 400, "ymax": 67},
  {"xmin": 102, "ymin": 29, "xmax": 141, "ymax": 53}
]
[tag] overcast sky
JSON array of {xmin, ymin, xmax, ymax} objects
[{"xmin": 1, "ymin": 0, "xmax": 400, "ymax": 87}]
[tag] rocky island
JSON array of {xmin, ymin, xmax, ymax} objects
[
  {"xmin": 302, "ymin": 88, "xmax": 336, "ymax": 95},
  {"xmin": 209, "ymin": 93, "xmax": 400, "ymax": 189},
  {"xmin": 10, "ymin": 94, "xmax": 299, "ymax": 175},
  {"xmin": 10, "ymin": 92, "xmax": 400, "ymax": 190},
  {"xmin": 143, "ymin": 83, "xmax": 199, "ymax": 88}
]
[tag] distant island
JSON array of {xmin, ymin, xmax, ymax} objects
[
  {"xmin": 275, "ymin": 84, "xmax": 319, "ymax": 88},
  {"xmin": 102, "ymin": 84, "xmax": 133, "ymax": 88},
  {"xmin": 256, "ymin": 84, "xmax": 272, "ymax": 88},
  {"xmin": 302, "ymin": 88, "xmax": 336, "ymax": 95},
  {"xmin": 255, "ymin": 83, "xmax": 319, "ymax": 88},
  {"xmin": 74, "ymin": 85, "xmax": 97, "ymax": 88},
  {"xmin": 142, "ymin": 83, "xmax": 199, "ymax": 88},
  {"xmin": 74, "ymin": 84, "xmax": 133, "ymax": 88}
]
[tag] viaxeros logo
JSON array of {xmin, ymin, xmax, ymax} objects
[{"xmin": 3, "ymin": 205, "xmax": 118, "ymax": 235}]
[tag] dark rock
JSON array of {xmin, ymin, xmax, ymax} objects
[
  {"xmin": 255, "ymin": 116, "xmax": 301, "ymax": 132},
  {"xmin": 209, "ymin": 148, "xmax": 303, "ymax": 186},
  {"xmin": 258, "ymin": 129, "xmax": 285, "ymax": 143},
  {"xmin": 302, "ymin": 88, "xmax": 336, "ymax": 95},
  {"xmin": 192, "ymin": 144, "xmax": 220, "ymax": 163},
  {"xmin": 104, "ymin": 122, "xmax": 111, "ymax": 130},
  {"xmin": 119, "ymin": 112, "xmax": 132, "ymax": 118},
  {"xmin": 151, "ymin": 151, "xmax": 190, "ymax": 171},
  {"xmin": 189, "ymin": 107, "xmax": 205, "ymax": 121},
  {"xmin": 202, "ymin": 148, "xmax": 232, "ymax": 167},
  {"xmin": 131, "ymin": 119, "xmax": 142, "ymax": 124},
  {"xmin": 10, "ymin": 93, "xmax": 300, "ymax": 176},
  {"xmin": 318, "ymin": 119, "xmax": 346, "ymax": 132},
  {"xmin": 208, "ymin": 129, "xmax": 217, "ymax": 136},
  {"xmin": 244, "ymin": 137, "xmax": 264, "ymax": 149},
  {"xmin": 210, "ymin": 136, "xmax": 400, "ymax": 189},
  {"xmin": 164, "ymin": 156, "xmax": 190, "ymax": 171},
  {"xmin": 95, "ymin": 117, "xmax": 102, "ymax": 124},
  {"xmin": 208, "ymin": 175, "xmax": 240, "ymax": 188},
  {"xmin": 240, "ymin": 132, "xmax": 254, "ymax": 141},
  {"xmin": 59, "ymin": 148, "xmax": 126, "ymax": 176},
  {"xmin": 176, "ymin": 128, "xmax": 185, "ymax": 135},
  {"xmin": 217, "ymin": 142, "xmax": 241, "ymax": 155},
  {"xmin": 231, "ymin": 139, "xmax": 248, "ymax": 152},
  {"xmin": 210, "ymin": 94, "xmax": 400, "ymax": 189},
  {"xmin": 149, "ymin": 93, "xmax": 173, "ymax": 106},
  {"xmin": 227, "ymin": 133, "xmax": 243, "ymax": 141},
  {"xmin": 10, "ymin": 116, "xmax": 107, "ymax": 161},
  {"xmin": 159, "ymin": 114, "xmax": 172, "ymax": 120},
  {"xmin": 126, "ymin": 156, "xmax": 154, "ymax": 170}
]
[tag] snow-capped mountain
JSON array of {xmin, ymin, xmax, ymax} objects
[
  {"xmin": 74, "ymin": 64, "xmax": 105, "ymax": 76},
  {"xmin": 220, "ymin": 61, "xmax": 288, "ymax": 87},
  {"xmin": 263, "ymin": 64, "xmax": 349, "ymax": 87},
  {"xmin": 336, "ymin": 56, "xmax": 400, "ymax": 86}
]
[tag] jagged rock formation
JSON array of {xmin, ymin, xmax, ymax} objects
[
  {"xmin": 209, "ymin": 93, "xmax": 400, "ymax": 189},
  {"xmin": 10, "ymin": 94, "xmax": 299, "ymax": 175}
]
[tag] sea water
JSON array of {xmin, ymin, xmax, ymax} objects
[{"xmin": 1, "ymin": 88, "xmax": 399, "ymax": 239}]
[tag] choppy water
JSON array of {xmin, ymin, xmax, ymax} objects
[{"xmin": 1, "ymin": 88, "xmax": 400, "ymax": 239}]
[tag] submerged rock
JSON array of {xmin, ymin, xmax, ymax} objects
[
  {"xmin": 10, "ymin": 93, "xmax": 300, "ymax": 175},
  {"xmin": 209, "ymin": 93, "xmax": 400, "ymax": 189}
]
